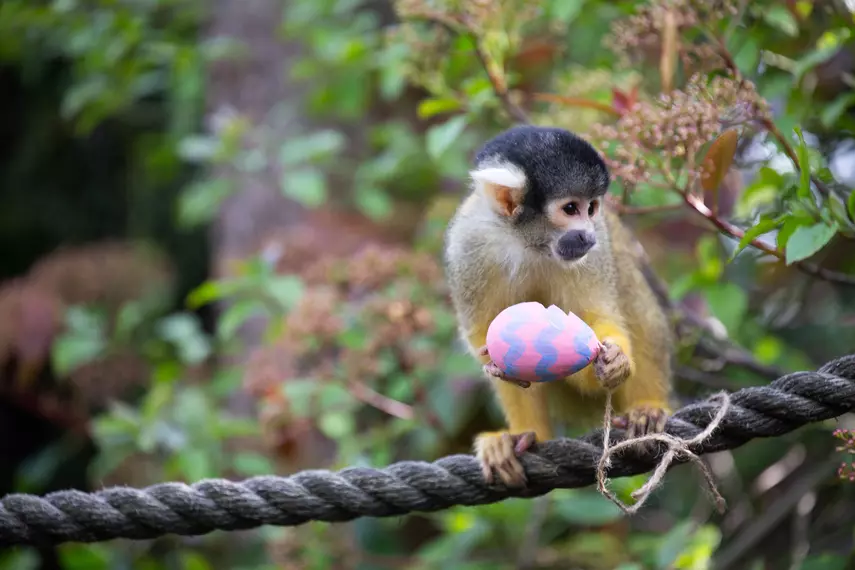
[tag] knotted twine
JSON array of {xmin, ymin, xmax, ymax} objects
[{"xmin": 596, "ymin": 389, "xmax": 730, "ymax": 514}]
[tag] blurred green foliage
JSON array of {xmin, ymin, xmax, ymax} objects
[{"xmin": 2, "ymin": 0, "xmax": 855, "ymax": 569}]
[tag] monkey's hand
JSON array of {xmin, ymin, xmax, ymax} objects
[
  {"xmin": 474, "ymin": 430, "xmax": 536, "ymax": 487},
  {"xmin": 593, "ymin": 340, "xmax": 632, "ymax": 391},
  {"xmin": 612, "ymin": 404, "xmax": 670, "ymax": 438},
  {"xmin": 478, "ymin": 345, "xmax": 532, "ymax": 389}
]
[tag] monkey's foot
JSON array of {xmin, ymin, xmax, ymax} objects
[
  {"xmin": 474, "ymin": 431, "xmax": 537, "ymax": 487},
  {"xmin": 478, "ymin": 345, "xmax": 531, "ymax": 389},
  {"xmin": 594, "ymin": 340, "xmax": 632, "ymax": 391},
  {"xmin": 612, "ymin": 404, "xmax": 669, "ymax": 439}
]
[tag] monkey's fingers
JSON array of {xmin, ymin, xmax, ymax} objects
[
  {"xmin": 483, "ymin": 362, "xmax": 531, "ymax": 389},
  {"xmin": 478, "ymin": 345, "xmax": 490, "ymax": 357}
]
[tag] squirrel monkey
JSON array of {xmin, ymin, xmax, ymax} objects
[{"xmin": 444, "ymin": 126, "xmax": 674, "ymax": 487}]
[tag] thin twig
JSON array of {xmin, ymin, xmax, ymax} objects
[
  {"xmin": 530, "ymin": 93, "xmax": 620, "ymax": 116},
  {"xmin": 346, "ymin": 380, "xmax": 414, "ymax": 420},
  {"xmin": 613, "ymin": 202, "xmax": 685, "ymax": 215}
]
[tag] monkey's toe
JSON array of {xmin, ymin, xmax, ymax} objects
[
  {"xmin": 475, "ymin": 431, "xmax": 536, "ymax": 487},
  {"xmin": 623, "ymin": 406, "xmax": 669, "ymax": 439}
]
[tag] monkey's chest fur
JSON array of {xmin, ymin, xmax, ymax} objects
[{"xmin": 481, "ymin": 255, "xmax": 613, "ymax": 431}]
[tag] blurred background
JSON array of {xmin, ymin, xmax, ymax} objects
[{"xmin": 1, "ymin": 0, "xmax": 855, "ymax": 569}]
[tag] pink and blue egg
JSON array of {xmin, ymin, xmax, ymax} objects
[{"xmin": 485, "ymin": 302, "xmax": 602, "ymax": 383}]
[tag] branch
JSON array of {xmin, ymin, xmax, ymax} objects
[
  {"xmin": 712, "ymin": 37, "xmax": 830, "ymax": 198},
  {"xmin": 468, "ymin": 30, "xmax": 530, "ymax": 124},
  {"xmin": 683, "ymin": 193, "xmax": 855, "ymax": 286},
  {"xmin": 405, "ymin": 11, "xmax": 529, "ymax": 124}
]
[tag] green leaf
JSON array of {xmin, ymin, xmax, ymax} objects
[
  {"xmin": 729, "ymin": 218, "xmax": 780, "ymax": 261},
  {"xmin": 282, "ymin": 380, "xmax": 317, "ymax": 418},
  {"xmin": 776, "ymin": 215, "xmax": 811, "ymax": 250},
  {"xmin": 157, "ymin": 313, "xmax": 211, "ymax": 365},
  {"xmin": 793, "ymin": 127, "xmax": 811, "ymax": 198},
  {"xmin": 735, "ymin": 166, "xmax": 784, "ymax": 217},
  {"xmin": 186, "ymin": 279, "xmax": 240, "ymax": 309},
  {"xmin": 319, "ymin": 383, "xmax": 353, "ymax": 410},
  {"xmin": 798, "ymin": 554, "xmax": 848, "ymax": 570},
  {"xmin": 264, "ymin": 275, "xmax": 304, "ymax": 309},
  {"xmin": 552, "ymin": 489, "xmax": 624, "ymax": 525},
  {"xmin": 57, "ymin": 544, "xmax": 112, "ymax": 570},
  {"xmin": 177, "ymin": 178, "xmax": 232, "ymax": 228},
  {"xmin": 278, "ymin": 129, "xmax": 346, "ymax": 165},
  {"xmin": 0, "ymin": 550, "xmax": 40, "ymax": 570},
  {"xmin": 762, "ymin": 5, "xmax": 799, "ymax": 36},
  {"xmin": 319, "ymin": 411, "xmax": 355, "ymax": 439},
  {"xmin": 550, "ymin": 0, "xmax": 586, "ymax": 23},
  {"xmin": 792, "ymin": 46, "xmax": 838, "ymax": 81},
  {"xmin": 217, "ymin": 299, "xmax": 266, "ymax": 340},
  {"xmin": 175, "ymin": 447, "xmax": 213, "ymax": 482},
  {"xmin": 280, "ymin": 168, "xmax": 327, "ymax": 207},
  {"xmin": 656, "ymin": 521, "xmax": 694, "ymax": 570},
  {"xmin": 51, "ymin": 333, "xmax": 106, "ymax": 375},
  {"xmin": 820, "ymin": 92, "xmax": 855, "ymax": 129},
  {"xmin": 673, "ymin": 525, "xmax": 722, "ymax": 569},
  {"xmin": 847, "ymin": 190, "xmax": 855, "ymax": 222},
  {"xmin": 232, "ymin": 452, "xmax": 274, "ymax": 476},
  {"xmin": 735, "ymin": 183, "xmax": 778, "ymax": 217},
  {"xmin": 705, "ymin": 282, "xmax": 748, "ymax": 334},
  {"xmin": 179, "ymin": 552, "xmax": 213, "ymax": 570},
  {"xmin": 733, "ymin": 35, "xmax": 761, "ymax": 73},
  {"xmin": 355, "ymin": 186, "xmax": 394, "ymax": 220},
  {"xmin": 177, "ymin": 135, "xmax": 221, "ymax": 163},
  {"xmin": 426, "ymin": 115, "xmax": 468, "ymax": 160},
  {"xmin": 417, "ymin": 97, "xmax": 462, "ymax": 119},
  {"xmin": 785, "ymin": 221, "xmax": 838, "ymax": 264}
]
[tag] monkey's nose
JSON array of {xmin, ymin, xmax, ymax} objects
[{"xmin": 556, "ymin": 230, "xmax": 595, "ymax": 260}]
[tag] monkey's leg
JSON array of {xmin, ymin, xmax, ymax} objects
[
  {"xmin": 474, "ymin": 380, "xmax": 553, "ymax": 487},
  {"xmin": 613, "ymin": 349, "xmax": 672, "ymax": 438}
]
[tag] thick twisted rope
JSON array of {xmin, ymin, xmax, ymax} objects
[{"xmin": 2, "ymin": 354, "xmax": 854, "ymax": 548}]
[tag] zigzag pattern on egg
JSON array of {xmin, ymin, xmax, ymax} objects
[{"xmin": 487, "ymin": 302, "xmax": 601, "ymax": 383}]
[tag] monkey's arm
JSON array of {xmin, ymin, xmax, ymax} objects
[
  {"xmin": 464, "ymin": 329, "xmax": 553, "ymax": 440},
  {"xmin": 572, "ymin": 307, "xmax": 636, "ymax": 394},
  {"xmin": 464, "ymin": 325, "xmax": 553, "ymax": 486}
]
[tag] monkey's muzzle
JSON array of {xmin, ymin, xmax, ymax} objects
[{"xmin": 555, "ymin": 230, "xmax": 596, "ymax": 261}]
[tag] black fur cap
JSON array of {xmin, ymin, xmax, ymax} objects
[{"xmin": 474, "ymin": 126, "xmax": 610, "ymax": 215}]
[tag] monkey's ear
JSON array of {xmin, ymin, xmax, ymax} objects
[{"xmin": 470, "ymin": 165, "xmax": 527, "ymax": 217}]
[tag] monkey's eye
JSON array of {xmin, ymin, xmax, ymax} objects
[
  {"xmin": 562, "ymin": 202, "xmax": 579, "ymax": 216},
  {"xmin": 588, "ymin": 200, "xmax": 599, "ymax": 216}
]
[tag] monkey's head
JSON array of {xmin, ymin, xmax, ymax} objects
[{"xmin": 469, "ymin": 125, "xmax": 610, "ymax": 266}]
